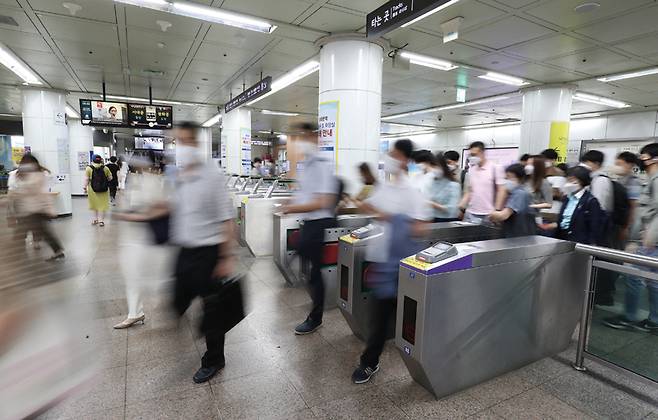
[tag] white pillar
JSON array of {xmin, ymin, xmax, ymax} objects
[
  {"xmin": 222, "ymin": 108, "xmax": 251, "ymax": 175},
  {"xmin": 198, "ymin": 127, "xmax": 212, "ymax": 161},
  {"xmin": 68, "ymin": 122, "xmax": 94, "ymax": 195},
  {"xmin": 318, "ymin": 35, "xmax": 384, "ymax": 194},
  {"xmin": 520, "ymin": 85, "xmax": 575, "ymax": 163},
  {"xmin": 22, "ymin": 88, "xmax": 72, "ymax": 216}
]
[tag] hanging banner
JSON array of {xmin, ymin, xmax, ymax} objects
[
  {"xmin": 549, "ymin": 121, "xmax": 570, "ymax": 164},
  {"xmin": 240, "ymin": 128, "xmax": 251, "ymax": 175},
  {"xmin": 318, "ymin": 100, "xmax": 339, "ymax": 164},
  {"xmin": 77, "ymin": 151, "xmax": 90, "ymax": 171},
  {"xmin": 366, "ymin": 0, "xmax": 455, "ymax": 38},
  {"xmin": 225, "ymin": 77, "xmax": 272, "ymax": 113}
]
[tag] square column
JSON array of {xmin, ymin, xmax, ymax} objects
[{"xmin": 222, "ymin": 108, "xmax": 251, "ymax": 175}]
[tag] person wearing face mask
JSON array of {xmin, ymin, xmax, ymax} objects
[
  {"xmin": 524, "ymin": 155, "xmax": 553, "ymax": 210},
  {"xmin": 411, "ymin": 149, "xmax": 436, "ymax": 194},
  {"xmin": 541, "ymin": 149, "xmax": 567, "ymax": 199},
  {"xmin": 611, "ymin": 152, "xmax": 641, "ymax": 246},
  {"xmin": 604, "ymin": 143, "xmax": 658, "ymax": 333},
  {"xmin": 547, "ymin": 166, "xmax": 604, "ymax": 245},
  {"xmin": 251, "ymin": 157, "xmax": 264, "ymax": 177},
  {"xmin": 489, "ymin": 164, "xmax": 536, "ymax": 237},
  {"xmin": 458, "ymin": 141, "xmax": 506, "ymax": 224},
  {"xmin": 281, "ymin": 122, "xmax": 338, "ymax": 335},
  {"xmin": 444, "ymin": 150, "xmax": 463, "ymax": 186},
  {"xmin": 350, "ymin": 139, "xmax": 432, "ymax": 384},
  {"xmin": 428, "ymin": 153, "xmax": 461, "ymax": 222}
]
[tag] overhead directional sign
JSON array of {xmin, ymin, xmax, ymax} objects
[
  {"xmin": 366, "ymin": 0, "xmax": 458, "ymax": 38},
  {"xmin": 225, "ymin": 76, "xmax": 272, "ymax": 113}
]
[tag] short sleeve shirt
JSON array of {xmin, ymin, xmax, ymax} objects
[
  {"xmin": 293, "ymin": 155, "xmax": 336, "ymax": 220},
  {"xmin": 170, "ymin": 162, "xmax": 234, "ymax": 247},
  {"xmin": 590, "ymin": 172, "xmax": 614, "ymax": 213},
  {"xmin": 365, "ymin": 175, "xmax": 432, "ymax": 263},
  {"xmin": 620, "ymin": 174, "xmax": 641, "ymax": 201},
  {"xmin": 506, "ymin": 186, "xmax": 532, "ymax": 214},
  {"xmin": 465, "ymin": 161, "xmax": 505, "ymax": 215}
]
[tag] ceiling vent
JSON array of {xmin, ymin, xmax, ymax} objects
[
  {"xmin": 457, "ymin": 112, "xmax": 475, "ymax": 116},
  {"xmin": 383, "ymin": 101, "xmax": 398, "ymax": 106},
  {"xmin": 0, "ymin": 15, "xmax": 19, "ymax": 27},
  {"xmin": 495, "ymin": 118, "xmax": 520, "ymax": 123},
  {"xmin": 142, "ymin": 69, "xmax": 166, "ymax": 77}
]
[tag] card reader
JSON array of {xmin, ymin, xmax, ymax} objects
[
  {"xmin": 350, "ymin": 224, "xmax": 382, "ymax": 240},
  {"xmin": 416, "ymin": 241, "xmax": 458, "ymax": 263}
]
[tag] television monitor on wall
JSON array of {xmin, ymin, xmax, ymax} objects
[
  {"xmin": 134, "ymin": 136, "xmax": 164, "ymax": 151},
  {"xmin": 80, "ymin": 99, "xmax": 128, "ymax": 126},
  {"xmin": 128, "ymin": 104, "xmax": 173, "ymax": 129}
]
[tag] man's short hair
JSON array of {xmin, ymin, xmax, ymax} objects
[
  {"xmin": 541, "ymin": 149, "xmax": 558, "ymax": 161},
  {"xmin": 412, "ymin": 149, "xmax": 435, "ymax": 164},
  {"xmin": 640, "ymin": 143, "xmax": 658, "ymax": 158},
  {"xmin": 581, "ymin": 150, "xmax": 604, "ymax": 165},
  {"xmin": 469, "ymin": 141, "xmax": 485, "ymax": 151},
  {"xmin": 394, "ymin": 139, "xmax": 414, "ymax": 159},
  {"xmin": 617, "ymin": 151, "xmax": 638, "ymax": 165},
  {"xmin": 444, "ymin": 150, "xmax": 460, "ymax": 162},
  {"xmin": 109, "ymin": 156, "xmax": 117, "ymax": 163},
  {"xmin": 567, "ymin": 165, "xmax": 592, "ymax": 187}
]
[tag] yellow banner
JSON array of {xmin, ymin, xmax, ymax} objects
[
  {"xmin": 401, "ymin": 256, "xmax": 433, "ymax": 272},
  {"xmin": 11, "ymin": 147, "xmax": 24, "ymax": 164},
  {"xmin": 549, "ymin": 121, "xmax": 570, "ymax": 164}
]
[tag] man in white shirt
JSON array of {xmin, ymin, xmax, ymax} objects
[{"xmin": 351, "ymin": 139, "xmax": 432, "ymax": 384}]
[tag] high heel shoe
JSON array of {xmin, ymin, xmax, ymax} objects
[{"xmin": 113, "ymin": 315, "xmax": 145, "ymax": 329}]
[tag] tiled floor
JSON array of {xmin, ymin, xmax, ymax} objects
[{"xmin": 29, "ymin": 199, "xmax": 658, "ymax": 419}]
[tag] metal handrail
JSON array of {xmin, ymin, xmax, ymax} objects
[{"xmin": 575, "ymin": 243, "xmax": 658, "ymax": 269}]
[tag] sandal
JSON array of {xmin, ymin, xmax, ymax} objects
[
  {"xmin": 92, "ymin": 220, "xmax": 98, "ymax": 225},
  {"xmin": 99, "ymin": 221, "xmax": 105, "ymax": 227}
]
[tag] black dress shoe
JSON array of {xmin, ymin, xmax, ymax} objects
[{"xmin": 193, "ymin": 365, "xmax": 223, "ymax": 383}]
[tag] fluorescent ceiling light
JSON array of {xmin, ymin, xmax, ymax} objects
[
  {"xmin": 381, "ymin": 95, "xmax": 510, "ymax": 121},
  {"xmin": 572, "ymin": 92, "xmax": 630, "ymax": 109},
  {"xmin": 246, "ymin": 59, "xmax": 320, "ymax": 106},
  {"xmin": 461, "ymin": 121, "xmax": 518, "ymax": 130},
  {"xmin": 399, "ymin": 51, "xmax": 457, "ymax": 71},
  {"xmin": 0, "ymin": 42, "xmax": 42, "ymax": 85},
  {"xmin": 571, "ymin": 112, "xmax": 602, "ymax": 119},
  {"xmin": 65, "ymin": 105, "xmax": 80, "ymax": 118},
  {"xmin": 597, "ymin": 67, "xmax": 658, "ymax": 82},
  {"xmin": 114, "ymin": 1, "xmax": 276, "ymax": 34},
  {"xmin": 261, "ymin": 109, "xmax": 300, "ymax": 116},
  {"xmin": 99, "ymin": 94, "xmax": 185, "ymax": 106},
  {"xmin": 478, "ymin": 72, "xmax": 528, "ymax": 86},
  {"xmin": 401, "ymin": 0, "xmax": 461, "ymax": 28},
  {"xmin": 202, "ymin": 113, "xmax": 221, "ymax": 127}
]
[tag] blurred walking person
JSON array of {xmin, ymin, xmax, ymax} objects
[
  {"xmin": 117, "ymin": 157, "xmax": 128, "ymax": 190},
  {"xmin": 84, "ymin": 155, "xmax": 112, "ymax": 226},
  {"xmin": 9, "ymin": 154, "xmax": 64, "ymax": 260},
  {"xmin": 282, "ymin": 122, "xmax": 338, "ymax": 335},
  {"xmin": 106, "ymin": 156, "xmax": 120, "ymax": 205}
]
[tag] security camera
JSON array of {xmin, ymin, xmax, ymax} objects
[
  {"xmin": 103, "ymin": 128, "xmax": 109, "ymax": 134},
  {"xmin": 437, "ymin": 114, "xmax": 443, "ymax": 122}
]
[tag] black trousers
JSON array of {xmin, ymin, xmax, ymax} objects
[
  {"xmin": 109, "ymin": 185, "xmax": 118, "ymax": 200},
  {"xmin": 361, "ymin": 297, "xmax": 397, "ymax": 368},
  {"xmin": 298, "ymin": 217, "xmax": 335, "ymax": 323},
  {"xmin": 19, "ymin": 213, "xmax": 63, "ymax": 253},
  {"xmin": 174, "ymin": 245, "xmax": 225, "ymax": 368}
]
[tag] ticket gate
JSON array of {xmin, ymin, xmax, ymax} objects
[
  {"xmin": 298, "ymin": 215, "xmax": 372, "ymax": 309},
  {"xmin": 337, "ymin": 222, "xmax": 501, "ymax": 341},
  {"xmin": 395, "ymin": 236, "xmax": 588, "ymax": 399}
]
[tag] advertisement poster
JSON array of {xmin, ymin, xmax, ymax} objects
[
  {"xmin": 240, "ymin": 128, "xmax": 251, "ymax": 175},
  {"xmin": 57, "ymin": 137, "xmax": 70, "ymax": 174},
  {"xmin": 318, "ymin": 100, "xmax": 339, "ymax": 164},
  {"xmin": 11, "ymin": 147, "xmax": 24, "ymax": 165},
  {"xmin": 549, "ymin": 121, "xmax": 570, "ymax": 164},
  {"xmin": 0, "ymin": 135, "xmax": 12, "ymax": 169},
  {"xmin": 77, "ymin": 151, "xmax": 90, "ymax": 170},
  {"xmin": 220, "ymin": 133, "xmax": 227, "ymax": 168}
]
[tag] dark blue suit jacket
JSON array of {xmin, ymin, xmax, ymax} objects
[{"xmin": 556, "ymin": 190, "xmax": 606, "ymax": 245}]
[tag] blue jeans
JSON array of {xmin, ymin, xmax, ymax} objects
[{"xmin": 624, "ymin": 247, "xmax": 658, "ymax": 323}]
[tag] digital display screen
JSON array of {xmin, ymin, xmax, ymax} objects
[
  {"xmin": 80, "ymin": 100, "xmax": 128, "ymax": 126},
  {"xmin": 128, "ymin": 104, "xmax": 173, "ymax": 129},
  {"xmin": 134, "ymin": 137, "xmax": 164, "ymax": 151}
]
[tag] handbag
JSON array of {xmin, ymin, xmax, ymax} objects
[
  {"xmin": 147, "ymin": 215, "xmax": 169, "ymax": 244},
  {"xmin": 201, "ymin": 273, "xmax": 247, "ymax": 335}
]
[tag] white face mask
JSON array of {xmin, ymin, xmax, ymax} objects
[
  {"xmin": 177, "ymin": 144, "xmax": 203, "ymax": 168},
  {"xmin": 383, "ymin": 154, "xmax": 402, "ymax": 175},
  {"xmin": 545, "ymin": 161, "xmax": 553, "ymax": 168},
  {"xmin": 297, "ymin": 141, "xmax": 317, "ymax": 157},
  {"xmin": 504, "ymin": 179, "xmax": 518, "ymax": 192},
  {"xmin": 19, "ymin": 163, "xmax": 38, "ymax": 172},
  {"xmin": 561, "ymin": 182, "xmax": 580, "ymax": 196},
  {"xmin": 468, "ymin": 156, "xmax": 482, "ymax": 166},
  {"xmin": 524, "ymin": 164, "xmax": 534, "ymax": 175},
  {"xmin": 447, "ymin": 163, "xmax": 458, "ymax": 172},
  {"xmin": 579, "ymin": 162, "xmax": 592, "ymax": 170},
  {"xmin": 610, "ymin": 165, "xmax": 626, "ymax": 175}
]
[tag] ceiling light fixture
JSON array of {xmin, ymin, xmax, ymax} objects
[
  {"xmin": 400, "ymin": 0, "xmax": 461, "ymax": 28},
  {"xmin": 261, "ymin": 109, "xmax": 300, "ymax": 116},
  {"xmin": 574, "ymin": 2, "xmax": 600, "ymax": 13},
  {"xmin": 246, "ymin": 59, "xmax": 320, "ymax": 106},
  {"xmin": 381, "ymin": 95, "xmax": 510, "ymax": 120},
  {"xmin": 0, "ymin": 42, "xmax": 42, "ymax": 85},
  {"xmin": 99, "ymin": 94, "xmax": 184, "ymax": 105},
  {"xmin": 478, "ymin": 72, "xmax": 528, "ymax": 86},
  {"xmin": 460, "ymin": 121, "xmax": 518, "ymax": 130},
  {"xmin": 571, "ymin": 112, "xmax": 602, "ymax": 119},
  {"xmin": 113, "ymin": 0, "xmax": 276, "ymax": 34},
  {"xmin": 202, "ymin": 113, "xmax": 221, "ymax": 127},
  {"xmin": 597, "ymin": 67, "xmax": 658, "ymax": 82},
  {"xmin": 572, "ymin": 92, "xmax": 630, "ymax": 108},
  {"xmin": 399, "ymin": 51, "xmax": 457, "ymax": 71},
  {"xmin": 65, "ymin": 104, "xmax": 80, "ymax": 118}
]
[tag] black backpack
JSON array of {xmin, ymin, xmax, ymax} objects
[
  {"xmin": 89, "ymin": 165, "xmax": 109, "ymax": 193},
  {"xmin": 602, "ymin": 175, "xmax": 630, "ymax": 226}
]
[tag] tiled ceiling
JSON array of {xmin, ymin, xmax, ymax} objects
[{"xmin": 0, "ymin": 0, "xmax": 655, "ymax": 132}]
